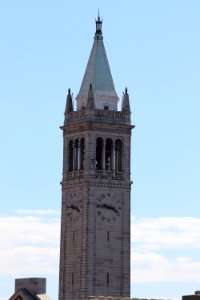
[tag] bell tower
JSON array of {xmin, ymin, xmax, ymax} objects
[{"xmin": 59, "ymin": 16, "xmax": 134, "ymax": 300}]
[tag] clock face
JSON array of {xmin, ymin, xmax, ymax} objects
[
  {"xmin": 96, "ymin": 193, "xmax": 122, "ymax": 223},
  {"xmin": 66, "ymin": 192, "xmax": 82, "ymax": 223}
]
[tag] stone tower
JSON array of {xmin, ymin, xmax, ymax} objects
[{"xmin": 59, "ymin": 16, "xmax": 134, "ymax": 300}]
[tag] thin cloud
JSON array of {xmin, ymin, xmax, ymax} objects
[
  {"xmin": 0, "ymin": 211, "xmax": 60, "ymax": 276},
  {"xmin": 1, "ymin": 211, "xmax": 200, "ymax": 285},
  {"xmin": 131, "ymin": 252, "xmax": 200, "ymax": 283},
  {"xmin": 16, "ymin": 209, "xmax": 60, "ymax": 215},
  {"xmin": 1, "ymin": 246, "xmax": 59, "ymax": 275},
  {"xmin": 132, "ymin": 216, "xmax": 200, "ymax": 250},
  {"xmin": 131, "ymin": 217, "xmax": 200, "ymax": 283},
  {"xmin": 0, "ymin": 216, "xmax": 60, "ymax": 247}
]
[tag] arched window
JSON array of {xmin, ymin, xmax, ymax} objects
[
  {"xmin": 96, "ymin": 138, "xmax": 103, "ymax": 170},
  {"xmin": 105, "ymin": 138, "xmax": 113, "ymax": 171},
  {"xmin": 80, "ymin": 138, "xmax": 85, "ymax": 170},
  {"xmin": 74, "ymin": 139, "xmax": 79, "ymax": 171},
  {"xmin": 68, "ymin": 140, "xmax": 73, "ymax": 171},
  {"xmin": 115, "ymin": 139, "xmax": 123, "ymax": 172}
]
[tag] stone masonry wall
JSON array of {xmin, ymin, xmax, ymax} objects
[{"xmin": 86, "ymin": 298, "xmax": 170, "ymax": 300}]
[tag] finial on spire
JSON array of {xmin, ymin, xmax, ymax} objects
[
  {"xmin": 95, "ymin": 11, "xmax": 103, "ymax": 39},
  {"xmin": 65, "ymin": 88, "xmax": 73, "ymax": 114},
  {"xmin": 122, "ymin": 87, "xmax": 131, "ymax": 113},
  {"xmin": 86, "ymin": 83, "xmax": 95, "ymax": 110}
]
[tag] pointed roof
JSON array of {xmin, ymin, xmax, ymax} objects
[{"xmin": 76, "ymin": 16, "xmax": 119, "ymax": 111}]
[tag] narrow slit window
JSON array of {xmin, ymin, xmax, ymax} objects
[
  {"xmin": 105, "ymin": 139, "xmax": 113, "ymax": 171},
  {"xmin": 96, "ymin": 138, "xmax": 103, "ymax": 170},
  {"xmin": 80, "ymin": 138, "xmax": 85, "ymax": 170},
  {"xmin": 115, "ymin": 139, "xmax": 123, "ymax": 172},
  {"xmin": 74, "ymin": 139, "xmax": 79, "ymax": 171},
  {"xmin": 106, "ymin": 273, "xmax": 109, "ymax": 285},
  {"xmin": 68, "ymin": 140, "xmax": 73, "ymax": 171}
]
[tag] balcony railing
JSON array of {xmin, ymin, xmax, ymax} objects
[
  {"xmin": 64, "ymin": 170, "xmax": 124, "ymax": 181},
  {"xmin": 96, "ymin": 170, "xmax": 124, "ymax": 180},
  {"xmin": 65, "ymin": 170, "xmax": 84, "ymax": 181}
]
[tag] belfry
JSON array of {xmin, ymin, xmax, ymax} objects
[{"xmin": 59, "ymin": 15, "xmax": 134, "ymax": 300}]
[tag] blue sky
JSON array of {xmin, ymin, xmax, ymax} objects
[{"xmin": 0, "ymin": 0, "xmax": 200, "ymax": 299}]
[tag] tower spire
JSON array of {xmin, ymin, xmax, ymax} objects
[
  {"xmin": 95, "ymin": 11, "xmax": 103, "ymax": 39},
  {"xmin": 60, "ymin": 17, "xmax": 133, "ymax": 300},
  {"xmin": 76, "ymin": 14, "xmax": 119, "ymax": 111}
]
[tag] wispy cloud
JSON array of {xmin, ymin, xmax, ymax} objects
[
  {"xmin": 131, "ymin": 252, "xmax": 200, "ymax": 283},
  {"xmin": 131, "ymin": 216, "xmax": 200, "ymax": 283},
  {"xmin": 132, "ymin": 216, "xmax": 200, "ymax": 250},
  {"xmin": 0, "ymin": 210, "xmax": 60, "ymax": 277},
  {"xmin": 1, "ymin": 211, "xmax": 200, "ymax": 286},
  {"xmin": 15, "ymin": 209, "xmax": 60, "ymax": 216}
]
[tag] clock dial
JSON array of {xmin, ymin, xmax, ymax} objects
[
  {"xmin": 96, "ymin": 193, "xmax": 121, "ymax": 222},
  {"xmin": 66, "ymin": 193, "xmax": 82, "ymax": 223}
]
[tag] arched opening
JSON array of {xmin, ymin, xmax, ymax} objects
[
  {"xmin": 105, "ymin": 138, "xmax": 113, "ymax": 170},
  {"xmin": 115, "ymin": 139, "xmax": 123, "ymax": 172},
  {"xmin": 80, "ymin": 138, "xmax": 85, "ymax": 170},
  {"xmin": 96, "ymin": 138, "xmax": 103, "ymax": 170},
  {"xmin": 68, "ymin": 140, "xmax": 73, "ymax": 171},
  {"xmin": 74, "ymin": 139, "xmax": 79, "ymax": 171}
]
